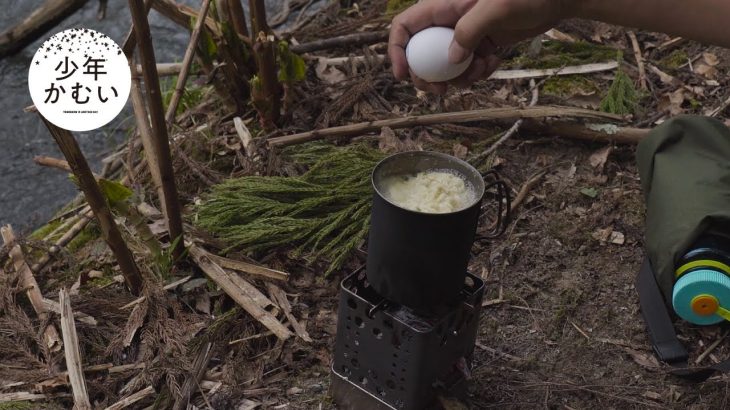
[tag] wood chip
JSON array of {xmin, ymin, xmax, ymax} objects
[
  {"xmin": 105, "ymin": 386, "xmax": 155, "ymax": 410},
  {"xmin": 208, "ymin": 253, "xmax": 289, "ymax": 282}
]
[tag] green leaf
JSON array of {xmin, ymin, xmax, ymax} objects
[
  {"xmin": 277, "ymin": 41, "xmax": 306, "ymax": 82},
  {"xmin": 580, "ymin": 187, "xmax": 598, "ymax": 198},
  {"xmin": 98, "ymin": 178, "xmax": 133, "ymax": 206}
]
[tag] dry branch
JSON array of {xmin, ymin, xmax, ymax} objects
[
  {"xmin": 121, "ymin": 0, "xmax": 153, "ymax": 57},
  {"xmin": 121, "ymin": 275, "xmax": 192, "ymax": 309},
  {"xmin": 268, "ymin": 106, "xmax": 623, "ymax": 147},
  {"xmin": 172, "ymin": 342, "xmax": 212, "ymax": 410},
  {"xmin": 105, "ymin": 386, "xmax": 155, "ymax": 410},
  {"xmin": 1, "ymin": 225, "xmax": 62, "ymax": 351},
  {"xmin": 267, "ymin": 284, "xmax": 311, "ymax": 342},
  {"xmin": 208, "ymin": 253, "xmax": 289, "ymax": 282},
  {"xmin": 59, "ymin": 288, "xmax": 92, "ymax": 410},
  {"xmin": 151, "ymin": 0, "xmax": 223, "ymax": 38},
  {"xmin": 165, "ymin": 0, "xmax": 212, "ymax": 124},
  {"xmin": 0, "ymin": 0, "xmax": 88, "ymax": 58},
  {"xmin": 129, "ymin": 0, "xmax": 185, "ymax": 260},
  {"xmin": 134, "ymin": 62, "xmax": 202, "ymax": 77},
  {"xmin": 291, "ymin": 30, "xmax": 388, "ymax": 54},
  {"xmin": 521, "ymin": 120, "xmax": 650, "ymax": 144},
  {"xmin": 40, "ymin": 117, "xmax": 143, "ymax": 294},
  {"xmin": 189, "ymin": 244, "xmax": 293, "ymax": 340},
  {"xmin": 32, "ymin": 209, "xmax": 93, "ymax": 273},
  {"xmin": 627, "ymin": 31, "xmax": 648, "ymax": 90}
]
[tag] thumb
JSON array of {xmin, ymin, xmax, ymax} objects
[{"xmin": 449, "ymin": 0, "xmax": 507, "ymax": 63}]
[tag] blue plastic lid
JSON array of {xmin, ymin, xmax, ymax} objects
[{"xmin": 672, "ymin": 269, "xmax": 730, "ymax": 325}]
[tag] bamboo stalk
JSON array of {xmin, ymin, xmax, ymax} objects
[
  {"xmin": 105, "ymin": 386, "xmax": 155, "ymax": 410},
  {"xmin": 172, "ymin": 343, "xmax": 212, "ymax": 410},
  {"xmin": 189, "ymin": 244, "xmax": 292, "ymax": 340},
  {"xmin": 1, "ymin": 226, "xmax": 62, "ymax": 352},
  {"xmin": 129, "ymin": 0, "xmax": 185, "ymax": 260},
  {"xmin": 165, "ymin": 0, "xmax": 212, "ymax": 125},
  {"xmin": 267, "ymin": 106, "xmax": 624, "ymax": 147},
  {"xmin": 59, "ymin": 288, "xmax": 92, "ymax": 410},
  {"xmin": 39, "ymin": 117, "xmax": 143, "ymax": 295},
  {"xmin": 249, "ymin": 0, "xmax": 281, "ymax": 128}
]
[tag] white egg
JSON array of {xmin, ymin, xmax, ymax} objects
[{"xmin": 405, "ymin": 26, "xmax": 474, "ymax": 83}]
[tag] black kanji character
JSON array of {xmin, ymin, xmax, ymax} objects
[
  {"xmin": 54, "ymin": 56, "xmax": 78, "ymax": 80},
  {"xmin": 82, "ymin": 56, "xmax": 107, "ymax": 81}
]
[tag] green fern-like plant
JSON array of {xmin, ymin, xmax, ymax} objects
[
  {"xmin": 196, "ymin": 143, "xmax": 384, "ymax": 274},
  {"xmin": 600, "ymin": 53, "xmax": 639, "ymax": 116}
]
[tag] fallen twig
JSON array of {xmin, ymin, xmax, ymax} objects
[
  {"xmin": 627, "ymin": 31, "xmax": 648, "ymax": 90},
  {"xmin": 121, "ymin": 275, "xmax": 192, "ymax": 309},
  {"xmin": 59, "ymin": 288, "xmax": 92, "ymax": 410},
  {"xmin": 32, "ymin": 209, "xmax": 93, "ymax": 273},
  {"xmin": 208, "ymin": 253, "xmax": 289, "ymax": 282},
  {"xmin": 696, "ymin": 329, "xmax": 729, "ymax": 364},
  {"xmin": 1, "ymin": 226, "xmax": 62, "ymax": 351},
  {"xmin": 189, "ymin": 244, "xmax": 293, "ymax": 340},
  {"xmin": 104, "ymin": 386, "xmax": 155, "ymax": 410},
  {"xmin": 707, "ymin": 95, "xmax": 730, "ymax": 118},
  {"xmin": 473, "ymin": 79, "xmax": 539, "ymax": 162},
  {"xmin": 475, "ymin": 341, "xmax": 522, "ymax": 361},
  {"xmin": 172, "ymin": 342, "xmax": 212, "ymax": 410},
  {"xmin": 268, "ymin": 106, "xmax": 622, "ymax": 148},
  {"xmin": 267, "ymin": 283, "xmax": 312, "ymax": 342},
  {"xmin": 490, "ymin": 62, "xmax": 619, "ymax": 80},
  {"xmin": 291, "ymin": 30, "xmax": 388, "ymax": 54},
  {"xmin": 521, "ymin": 120, "xmax": 649, "ymax": 144}
]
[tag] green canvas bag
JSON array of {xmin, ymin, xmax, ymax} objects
[{"xmin": 636, "ymin": 115, "xmax": 730, "ymax": 380}]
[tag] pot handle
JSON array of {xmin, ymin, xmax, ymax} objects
[{"xmin": 474, "ymin": 170, "xmax": 511, "ymax": 242}]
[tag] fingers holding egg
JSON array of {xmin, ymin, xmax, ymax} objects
[{"xmin": 405, "ymin": 27, "xmax": 474, "ymax": 83}]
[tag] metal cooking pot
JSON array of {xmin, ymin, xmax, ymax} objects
[{"xmin": 366, "ymin": 151, "xmax": 500, "ymax": 309}]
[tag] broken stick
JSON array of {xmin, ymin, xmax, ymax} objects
[
  {"xmin": 1, "ymin": 226, "xmax": 62, "ymax": 352},
  {"xmin": 189, "ymin": 244, "xmax": 293, "ymax": 340},
  {"xmin": 59, "ymin": 288, "xmax": 92, "ymax": 410}
]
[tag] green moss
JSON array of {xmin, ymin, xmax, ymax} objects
[
  {"xmin": 506, "ymin": 41, "xmax": 617, "ymax": 69},
  {"xmin": 30, "ymin": 219, "xmax": 64, "ymax": 241},
  {"xmin": 542, "ymin": 75, "xmax": 599, "ymax": 98},
  {"xmin": 386, "ymin": 0, "xmax": 417, "ymax": 13},
  {"xmin": 67, "ymin": 224, "xmax": 100, "ymax": 253},
  {"xmin": 659, "ymin": 49, "xmax": 688, "ymax": 70}
]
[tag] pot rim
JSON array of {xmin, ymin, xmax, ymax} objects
[{"xmin": 371, "ymin": 150, "xmax": 486, "ymax": 215}]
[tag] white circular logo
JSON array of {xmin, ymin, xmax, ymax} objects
[{"xmin": 28, "ymin": 28, "xmax": 131, "ymax": 132}]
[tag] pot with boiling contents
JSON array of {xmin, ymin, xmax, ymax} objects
[{"xmin": 366, "ymin": 151, "xmax": 486, "ymax": 309}]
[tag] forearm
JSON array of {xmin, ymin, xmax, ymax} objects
[{"xmin": 573, "ymin": 0, "xmax": 730, "ymax": 48}]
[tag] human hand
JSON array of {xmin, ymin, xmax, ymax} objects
[{"xmin": 388, "ymin": 0, "xmax": 572, "ymax": 93}]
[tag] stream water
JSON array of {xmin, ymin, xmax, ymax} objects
[{"xmin": 0, "ymin": 0, "xmax": 299, "ymax": 231}]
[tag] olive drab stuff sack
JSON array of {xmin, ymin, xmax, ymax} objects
[{"xmin": 636, "ymin": 115, "xmax": 730, "ymax": 381}]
